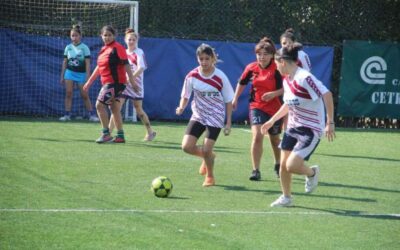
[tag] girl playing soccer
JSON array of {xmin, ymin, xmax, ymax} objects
[
  {"xmin": 232, "ymin": 37, "xmax": 283, "ymax": 180},
  {"xmin": 176, "ymin": 43, "xmax": 234, "ymax": 187},
  {"xmin": 280, "ymin": 28, "xmax": 312, "ymax": 72},
  {"xmin": 83, "ymin": 25, "xmax": 138, "ymax": 143},
  {"xmin": 109, "ymin": 28, "xmax": 156, "ymax": 141},
  {"xmin": 60, "ymin": 25, "xmax": 98, "ymax": 122},
  {"xmin": 261, "ymin": 45, "xmax": 335, "ymax": 207}
]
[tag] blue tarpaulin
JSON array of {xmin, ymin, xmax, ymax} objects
[{"xmin": 0, "ymin": 29, "xmax": 334, "ymax": 122}]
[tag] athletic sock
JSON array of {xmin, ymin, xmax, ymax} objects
[
  {"xmin": 117, "ymin": 130, "xmax": 124, "ymax": 139},
  {"xmin": 102, "ymin": 128, "xmax": 110, "ymax": 135}
]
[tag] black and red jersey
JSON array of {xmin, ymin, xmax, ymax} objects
[
  {"xmin": 239, "ymin": 61, "xmax": 282, "ymax": 116},
  {"xmin": 97, "ymin": 41, "xmax": 129, "ymax": 85}
]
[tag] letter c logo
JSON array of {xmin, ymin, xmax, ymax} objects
[{"xmin": 360, "ymin": 56, "xmax": 387, "ymax": 85}]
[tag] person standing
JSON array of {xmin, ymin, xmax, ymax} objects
[
  {"xmin": 261, "ymin": 45, "xmax": 335, "ymax": 207},
  {"xmin": 60, "ymin": 25, "xmax": 98, "ymax": 122},
  {"xmin": 232, "ymin": 37, "xmax": 283, "ymax": 180},
  {"xmin": 176, "ymin": 43, "xmax": 234, "ymax": 187},
  {"xmin": 109, "ymin": 28, "xmax": 156, "ymax": 141},
  {"xmin": 83, "ymin": 25, "xmax": 138, "ymax": 143}
]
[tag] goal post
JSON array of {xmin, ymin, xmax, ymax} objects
[{"xmin": 0, "ymin": 0, "xmax": 139, "ymax": 120}]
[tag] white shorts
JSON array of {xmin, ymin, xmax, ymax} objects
[
  {"xmin": 121, "ymin": 81, "xmax": 144, "ymax": 100},
  {"xmin": 280, "ymin": 126, "xmax": 320, "ymax": 161}
]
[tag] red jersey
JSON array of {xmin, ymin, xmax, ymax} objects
[
  {"xmin": 238, "ymin": 61, "xmax": 282, "ymax": 116},
  {"xmin": 97, "ymin": 41, "xmax": 129, "ymax": 85}
]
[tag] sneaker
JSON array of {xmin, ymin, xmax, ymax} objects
[
  {"xmin": 274, "ymin": 163, "xmax": 280, "ymax": 178},
  {"xmin": 113, "ymin": 137, "xmax": 126, "ymax": 143},
  {"xmin": 249, "ymin": 169, "xmax": 261, "ymax": 181},
  {"xmin": 59, "ymin": 115, "xmax": 71, "ymax": 121},
  {"xmin": 202, "ymin": 177, "xmax": 215, "ymax": 187},
  {"xmin": 95, "ymin": 134, "xmax": 113, "ymax": 143},
  {"xmin": 89, "ymin": 115, "xmax": 99, "ymax": 122},
  {"xmin": 143, "ymin": 131, "xmax": 157, "ymax": 141},
  {"xmin": 270, "ymin": 195, "xmax": 293, "ymax": 207},
  {"xmin": 305, "ymin": 165, "xmax": 320, "ymax": 193}
]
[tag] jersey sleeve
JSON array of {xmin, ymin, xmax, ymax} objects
[
  {"xmin": 116, "ymin": 44, "xmax": 129, "ymax": 64},
  {"xmin": 220, "ymin": 73, "xmax": 234, "ymax": 103},
  {"xmin": 238, "ymin": 64, "xmax": 253, "ymax": 85},
  {"xmin": 63, "ymin": 45, "xmax": 69, "ymax": 58},
  {"xmin": 181, "ymin": 74, "xmax": 193, "ymax": 99},
  {"xmin": 299, "ymin": 51, "xmax": 312, "ymax": 72},
  {"xmin": 137, "ymin": 49, "xmax": 147, "ymax": 70},
  {"xmin": 83, "ymin": 44, "xmax": 91, "ymax": 58},
  {"xmin": 303, "ymin": 74, "xmax": 328, "ymax": 101}
]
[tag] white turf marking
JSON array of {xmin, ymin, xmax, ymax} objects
[
  {"xmin": 0, "ymin": 208, "xmax": 399, "ymax": 217},
  {"xmin": 239, "ymin": 129, "xmax": 252, "ymax": 133}
]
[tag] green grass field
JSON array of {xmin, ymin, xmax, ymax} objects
[{"xmin": 0, "ymin": 117, "xmax": 399, "ymax": 249}]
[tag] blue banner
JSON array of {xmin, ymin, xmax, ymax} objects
[{"xmin": 0, "ymin": 29, "xmax": 334, "ymax": 122}]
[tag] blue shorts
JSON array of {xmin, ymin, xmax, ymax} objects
[
  {"xmin": 64, "ymin": 69, "xmax": 86, "ymax": 84},
  {"xmin": 250, "ymin": 109, "xmax": 282, "ymax": 135},
  {"xmin": 280, "ymin": 126, "xmax": 320, "ymax": 161}
]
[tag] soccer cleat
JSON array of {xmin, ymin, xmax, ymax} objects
[
  {"xmin": 270, "ymin": 195, "xmax": 293, "ymax": 207},
  {"xmin": 113, "ymin": 137, "xmax": 126, "ymax": 143},
  {"xmin": 95, "ymin": 134, "xmax": 113, "ymax": 143},
  {"xmin": 59, "ymin": 115, "xmax": 71, "ymax": 121},
  {"xmin": 199, "ymin": 165, "xmax": 207, "ymax": 176},
  {"xmin": 305, "ymin": 165, "xmax": 320, "ymax": 193},
  {"xmin": 249, "ymin": 169, "xmax": 261, "ymax": 181},
  {"xmin": 202, "ymin": 177, "xmax": 215, "ymax": 187},
  {"xmin": 89, "ymin": 115, "xmax": 100, "ymax": 122},
  {"xmin": 274, "ymin": 163, "xmax": 280, "ymax": 178},
  {"xmin": 143, "ymin": 131, "xmax": 157, "ymax": 141}
]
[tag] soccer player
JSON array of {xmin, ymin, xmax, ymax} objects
[
  {"xmin": 280, "ymin": 28, "xmax": 312, "ymax": 72},
  {"xmin": 83, "ymin": 25, "xmax": 138, "ymax": 143},
  {"xmin": 261, "ymin": 45, "xmax": 335, "ymax": 207},
  {"xmin": 60, "ymin": 25, "xmax": 98, "ymax": 122},
  {"xmin": 109, "ymin": 28, "xmax": 156, "ymax": 141},
  {"xmin": 232, "ymin": 37, "xmax": 283, "ymax": 180},
  {"xmin": 176, "ymin": 43, "xmax": 234, "ymax": 187}
]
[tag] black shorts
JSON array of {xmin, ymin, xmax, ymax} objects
[
  {"xmin": 249, "ymin": 108, "xmax": 282, "ymax": 135},
  {"xmin": 185, "ymin": 120, "xmax": 221, "ymax": 141},
  {"xmin": 97, "ymin": 83, "xmax": 126, "ymax": 105}
]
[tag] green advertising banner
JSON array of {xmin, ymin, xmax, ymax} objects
[{"xmin": 338, "ymin": 40, "xmax": 400, "ymax": 118}]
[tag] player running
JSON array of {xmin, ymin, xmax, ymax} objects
[
  {"xmin": 176, "ymin": 43, "xmax": 234, "ymax": 187},
  {"xmin": 232, "ymin": 37, "xmax": 283, "ymax": 180},
  {"xmin": 261, "ymin": 44, "xmax": 335, "ymax": 207}
]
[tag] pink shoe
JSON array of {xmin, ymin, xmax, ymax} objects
[{"xmin": 95, "ymin": 134, "xmax": 113, "ymax": 143}]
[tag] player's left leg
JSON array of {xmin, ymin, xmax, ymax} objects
[
  {"xmin": 77, "ymin": 84, "xmax": 97, "ymax": 121},
  {"xmin": 133, "ymin": 99, "xmax": 156, "ymax": 141}
]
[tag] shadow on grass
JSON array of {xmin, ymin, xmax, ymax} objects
[
  {"xmin": 216, "ymin": 184, "xmax": 280, "ymax": 194},
  {"xmin": 294, "ymin": 206, "xmax": 400, "ymax": 220},
  {"xmin": 315, "ymin": 152, "xmax": 400, "ymax": 162},
  {"xmin": 291, "ymin": 178, "xmax": 400, "ymax": 194}
]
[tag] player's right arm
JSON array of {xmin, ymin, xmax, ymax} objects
[
  {"xmin": 60, "ymin": 58, "xmax": 68, "ymax": 84},
  {"xmin": 261, "ymin": 104, "xmax": 289, "ymax": 134},
  {"xmin": 83, "ymin": 66, "xmax": 99, "ymax": 92},
  {"xmin": 232, "ymin": 84, "xmax": 246, "ymax": 110},
  {"xmin": 176, "ymin": 98, "xmax": 189, "ymax": 115}
]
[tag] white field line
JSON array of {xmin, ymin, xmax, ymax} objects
[
  {"xmin": 239, "ymin": 129, "xmax": 252, "ymax": 133},
  {"xmin": 0, "ymin": 208, "xmax": 399, "ymax": 217}
]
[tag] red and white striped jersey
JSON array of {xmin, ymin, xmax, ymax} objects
[
  {"xmin": 283, "ymin": 67, "xmax": 328, "ymax": 136},
  {"xmin": 123, "ymin": 48, "xmax": 147, "ymax": 99},
  {"xmin": 297, "ymin": 50, "xmax": 312, "ymax": 72},
  {"xmin": 181, "ymin": 67, "xmax": 234, "ymax": 128}
]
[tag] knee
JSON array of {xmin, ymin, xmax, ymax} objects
[
  {"xmin": 182, "ymin": 144, "xmax": 193, "ymax": 154},
  {"xmin": 252, "ymin": 133, "xmax": 264, "ymax": 144},
  {"xmin": 202, "ymin": 148, "xmax": 213, "ymax": 158}
]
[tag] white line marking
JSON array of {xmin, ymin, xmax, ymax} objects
[
  {"xmin": 239, "ymin": 129, "xmax": 252, "ymax": 133},
  {"xmin": 0, "ymin": 208, "xmax": 399, "ymax": 217}
]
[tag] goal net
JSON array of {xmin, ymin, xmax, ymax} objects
[{"xmin": 0, "ymin": 0, "xmax": 139, "ymax": 119}]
